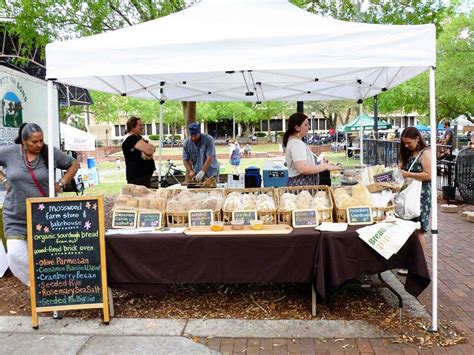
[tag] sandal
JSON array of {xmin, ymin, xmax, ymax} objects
[{"xmin": 398, "ymin": 269, "xmax": 408, "ymax": 276}]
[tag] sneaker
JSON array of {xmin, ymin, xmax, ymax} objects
[{"xmin": 398, "ymin": 269, "xmax": 408, "ymax": 276}]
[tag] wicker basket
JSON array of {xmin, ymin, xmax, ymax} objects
[
  {"xmin": 222, "ymin": 187, "xmax": 278, "ymax": 225},
  {"xmin": 165, "ymin": 188, "xmax": 224, "ymax": 227},
  {"xmin": 332, "ymin": 186, "xmax": 395, "ymax": 223},
  {"xmin": 276, "ymin": 185, "xmax": 333, "ymax": 224}
]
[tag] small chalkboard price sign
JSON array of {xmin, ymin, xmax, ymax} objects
[
  {"xmin": 373, "ymin": 170, "xmax": 395, "ymax": 183},
  {"xmin": 26, "ymin": 196, "xmax": 109, "ymax": 328},
  {"xmin": 189, "ymin": 209, "xmax": 213, "ymax": 227},
  {"xmin": 138, "ymin": 212, "xmax": 162, "ymax": 228},
  {"xmin": 112, "ymin": 210, "xmax": 137, "ymax": 228},
  {"xmin": 347, "ymin": 206, "xmax": 373, "ymax": 225},
  {"xmin": 292, "ymin": 209, "xmax": 319, "ymax": 228},
  {"xmin": 232, "ymin": 210, "xmax": 257, "ymax": 225}
]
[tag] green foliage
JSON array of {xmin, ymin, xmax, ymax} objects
[
  {"xmin": 256, "ymin": 132, "xmax": 267, "ymax": 137},
  {"xmin": 148, "ymin": 134, "xmax": 160, "ymax": 141}
]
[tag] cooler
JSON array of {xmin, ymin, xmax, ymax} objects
[
  {"xmin": 263, "ymin": 160, "xmax": 288, "ymax": 187},
  {"xmin": 244, "ymin": 166, "xmax": 262, "ymax": 188}
]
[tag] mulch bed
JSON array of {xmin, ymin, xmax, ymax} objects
[{"xmin": 0, "ymin": 272, "xmax": 464, "ymax": 348}]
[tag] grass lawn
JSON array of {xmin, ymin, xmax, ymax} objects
[{"xmin": 77, "ymin": 146, "xmax": 359, "ymax": 196}]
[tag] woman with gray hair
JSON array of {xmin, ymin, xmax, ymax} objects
[{"xmin": 0, "ymin": 123, "xmax": 79, "ymax": 285}]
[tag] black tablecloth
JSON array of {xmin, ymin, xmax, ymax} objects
[
  {"xmin": 106, "ymin": 228, "xmax": 319, "ymax": 295},
  {"xmin": 105, "ymin": 227, "xmax": 431, "ymax": 298},
  {"xmin": 313, "ymin": 226, "xmax": 431, "ymax": 300}
]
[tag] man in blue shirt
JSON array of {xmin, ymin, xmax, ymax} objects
[{"xmin": 183, "ymin": 123, "xmax": 219, "ymax": 182}]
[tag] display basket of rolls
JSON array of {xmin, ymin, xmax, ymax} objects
[
  {"xmin": 332, "ymin": 184, "xmax": 395, "ymax": 223},
  {"xmin": 222, "ymin": 187, "xmax": 278, "ymax": 225},
  {"xmin": 165, "ymin": 188, "xmax": 224, "ymax": 227},
  {"xmin": 276, "ymin": 185, "xmax": 333, "ymax": 224},
  {"xmin": 113, "ymin": 184, "xmax": 173, "ymax": 227}
]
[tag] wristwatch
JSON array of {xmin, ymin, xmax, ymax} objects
[{"xmin": 58, "ymin": 180, "xmax": 65, "ymax": 189}]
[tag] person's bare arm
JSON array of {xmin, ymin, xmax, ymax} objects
[
  {"xmin": 183, "ymin": 159, "xmax": 196, "ymax": 180},
  {"xmin": 57, "ymin": 160, "xmax": 80, "ymax": 192},
  {"xmin": 293, "ymin": 161, "xmax": 340, "ymax": 175},
  {"xmin": 135, "ymin": 139, "xmax": 155, "ymax": 156}
]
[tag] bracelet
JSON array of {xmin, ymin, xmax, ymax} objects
[{"xmin": 58, "ymin": 179, "xmax": 66, "ymax": 188}]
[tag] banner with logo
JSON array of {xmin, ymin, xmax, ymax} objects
[{"xmin": 0, "ymin": 66, "xmax": 59, "ymax": 147}]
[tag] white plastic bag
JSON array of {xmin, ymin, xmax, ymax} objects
[
  {"xmin": 394, "ymin": 178, "xmax": 422, "ymax": 219},
  {"xmin": 393, "ymin": 150, "xmax": 424, "ymax": 220}
]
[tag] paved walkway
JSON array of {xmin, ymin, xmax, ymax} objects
[
  {"xmin": 198, "ymin": 205, "xmax": 474, "ymax": 353},
  {"xmin": 0, "ymin": 204, "xmax": 472, "ymax": 354}
]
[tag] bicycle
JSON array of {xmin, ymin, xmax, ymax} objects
[{"xmin": 159, "ymin": 159, "xmax": 185, "ymax": 187}]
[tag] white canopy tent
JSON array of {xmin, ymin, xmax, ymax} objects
[
  {"xmin": 45, "ymin": 0, "xmax": 439, "ymax": 331},
  {"xmin": 60, "ymin": 123, "xmax": 96, "ymax": 152}
]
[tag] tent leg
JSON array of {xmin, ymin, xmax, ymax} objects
[
  {"xmin": 428, "ymin": 67, "xmax": 438, "ymax": 333},
  {"xmin": 47, "ymin": 80, "xmax": 55, "ymax": 197}
]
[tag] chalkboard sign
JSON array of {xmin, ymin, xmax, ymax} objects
[
  {"xmin": 232, "ymin": 210, "xmax": 258, "ymax": 225},
  {"xmin": 189, "ymin": 209, "xmax": 213, "ymax": 227},
  {"xmin": 26, "ymin": 196, "xmax": 109, "ymax": 328},
  {"xmin": 347, "ymin": 206, "xmax": 373, "ymax": 225},
  {"xmin": 112, "ymin": 210, "xmax": 137, "ymax": 228},
  {"xmin": 373, "ymin": 170, "xmax": 395, "ymax": 183},
  {"xmin": 138, "ymin": 212, "xmax": 162, "ymax": 228},
  {"xmin": 292, "ymin": 209, "xmax": 319, "ymax": 228}
]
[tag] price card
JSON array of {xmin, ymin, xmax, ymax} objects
[
  {"xmin": 112, "ymin": 210, "xmax": 137, "ymax": 228},
  {"xmin": 232, "ymin": 210, "xmax": 257, "ymax": 225},
  {"xmin": 292, "ymin": 209, "xmax": 319, "ymax": 228},
  {"xmin": 137, "ymin": 212, "xmax": 162, "ymax": 228},
  {"xmin": 188, "ymin": 210, "xmax": 213, "ymax": 227},
  {"xmin": 347, "ymin": 206, "xmax": 373, "ymax": 225},
  {"xmin": 373, "ymin": 170, "xmax": 395, "ymax": 183}
]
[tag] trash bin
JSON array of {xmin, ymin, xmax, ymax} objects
[{"xmin": 87, "ymin": 157, "xmax": 97, "ymax": 169}]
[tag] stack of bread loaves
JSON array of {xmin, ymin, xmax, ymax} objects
[{"xmin": 114, "ymin": 184, "xmax": 170, "ymax": 212}]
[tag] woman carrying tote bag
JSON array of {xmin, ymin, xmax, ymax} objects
[{"xmin": 397, "ymin": 127, "xmax": 431, "ymax": 274}]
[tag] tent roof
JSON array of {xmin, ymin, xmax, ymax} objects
[
  {"xmin": 46, "ymin": 0, "xmax": 436, "ymax": 103},
  {"xmin": 338, "ymin": 113, "xmax": 392, "ymax": 132},
  {"xmin": 60, "ymin": 123, "xmax": 96, "ymax": 151}
]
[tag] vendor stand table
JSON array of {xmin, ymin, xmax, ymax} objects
[{"xmin": 105, "ymin": 227, "xmax": 430, "ymax": 315}]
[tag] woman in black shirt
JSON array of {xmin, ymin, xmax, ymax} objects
[{"xmin": 121, "ymin": 117, "xmax": 156, "ymax": 187}]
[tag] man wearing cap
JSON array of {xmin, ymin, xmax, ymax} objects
[{"xmin": 183, "ymin": 123, "xmax": 219, "ymax": 182}]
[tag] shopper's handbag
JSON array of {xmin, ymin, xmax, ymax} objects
[{"xmin": 394, "ymin": 150, "xmax": 425, "ymax": 220}]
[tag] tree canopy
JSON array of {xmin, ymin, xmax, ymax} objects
[{"xmin": 1, "ymin": 0, "xmax": 471, "ymax": 126}]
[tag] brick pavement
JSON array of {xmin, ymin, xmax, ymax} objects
[{"xmin": 198, "ymin": 205, "xmax": 474, "ymax": 354}]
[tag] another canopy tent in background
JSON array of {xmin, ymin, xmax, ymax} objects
[
  {"xmin": 414, "ymin": 124, "xmax": 431, "ymax": 132},
  {"xmin": 60, "ymin": 123, "xmax": 96, "ymax": 152},
  {"xmin": 44, "ymin": 0, "xmax": 440, "ymax": 331},
  {"xmin": 451, "ymin": 115, "xmax": 474, "ymax": 127},
  {"xmin": 338, "ymin": 114, "xmax": 392, "ymax": 132}
]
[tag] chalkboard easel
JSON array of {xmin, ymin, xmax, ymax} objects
[{"xmin": 26, "ymin": 196, "xmax": 109, "ymax": 328}]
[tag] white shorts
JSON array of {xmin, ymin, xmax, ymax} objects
[{"xmin": 7, "ymin": 239, "xmax": 30, "ymax": 286}]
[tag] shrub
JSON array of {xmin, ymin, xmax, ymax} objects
[
  {"xmin": 148, "ymin": 134, "xmax": 160, "ymax": 140},
  {"xmin": 256, "ymin": 132, "xmax": 267, "ymax": 137}
]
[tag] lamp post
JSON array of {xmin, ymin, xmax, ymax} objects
[{"xmin": 311, "ymin": 112, "xmax": 316, "ymax": 138}]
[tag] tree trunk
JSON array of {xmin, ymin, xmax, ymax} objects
[{"xmin": 182, "ymin": 101, "xmax": 196, "ymax": 138}]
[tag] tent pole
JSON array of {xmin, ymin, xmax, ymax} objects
[
  {"xmin": 158, "ymin": 101, "xmax": 163, "ymax": 185},
  {"xmin": 374, "ymin": 95, "xmax": 379, "ymax": 165},
  {"xmin": 428, "ymin": 67, "xmax": 438, "ymax": 332},
  {"xmin": 47, "ymin": 80, "xmax": 55, "ymax": 197},
  {"xmin": 359, "ymin": 103, "xmax": 363, "ymax": 166}
]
